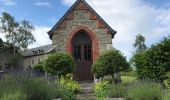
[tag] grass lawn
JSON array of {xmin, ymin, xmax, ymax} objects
[
  {"xmin": 121, "ymin": 71, "xmax": 137, "ymax": 84},
  {"xmin": 121, "ymin": 75, "xmax": 136, "ymax": 84}
]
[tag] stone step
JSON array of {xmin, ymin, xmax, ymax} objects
[{"xmin": 76, "ymin": 81, "xmax": 96, "ymax": 100}]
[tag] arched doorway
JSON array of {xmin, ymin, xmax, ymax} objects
[
  {"xmin": 72, "ymin": 31, "xmax": 93, "ymax": 81},
  {"xmin": 66, "ymin": 26, "xmax": 99, "ymax": 81}
]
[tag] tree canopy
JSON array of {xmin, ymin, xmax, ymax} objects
[
  {"xmin": 44, "ymin": 53, "xmax": 76, "ymax": 78},
  {"xmin": 0, "ymin": 12, "xmax": 35, "ymax": 54},
  {"xmin": 92, "ymin": 49, "xmax": 129, "ymax": 79},
  {"xmin": 134, "ymin": 36, "xmax": 170, "ymax": 81},
  {"xmin": 133, "ymin": 34, "xmax": 147, "ymax": 53}
]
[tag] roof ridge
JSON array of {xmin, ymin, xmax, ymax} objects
[
  {"xmin": 25, "ymin": 44, "xmax": 52, "ymax": 51},
  {"xmin": 48, "ymin": 0, "xmax": 117, "ymax": 39}
]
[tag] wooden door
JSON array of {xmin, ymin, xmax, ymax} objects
[{"xmin": 73, "ymin": 32, "xmax": 93, "ymax": 81}]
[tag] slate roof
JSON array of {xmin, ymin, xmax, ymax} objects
[
  {"xmin": 48, "ymin": 0, "xmax": 117, "ymax": 39},
  {"xmin": 22, "ymin": 44, "xmax": 54, "ymax": 57}
]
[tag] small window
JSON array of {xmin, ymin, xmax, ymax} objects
[
  {"xmin": 38, "ymin": 58, "xmax": 41, "ymax": 64},
  {"xmin": 32, "ymin": 59, "xmax": 34, "ymax": 65}
]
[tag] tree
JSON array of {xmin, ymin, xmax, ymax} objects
[
  {"xmin": 92, "ymin": 49, "xmax": 129, "ymax": 83},
  {"xmin": 0, "ymin": 38, "xmax": 4, "ymax": 51},
  {"xmin": 44, "ymin": 53, "xmax": 76, "ymax": 79},
  {"xmin": 133, "ymin": 34, "xmax": 147, "ymax": 53},
  {"xmin": 130, "ymin": 34, "xmax": 147, "ymax": 69},
  {"xmin": 0, "ymin": 12, "xmax": 35, "ymax": 54},
  {"xmin": 134, "ymin": 36, "xmax": 170, "ymax": 82}
]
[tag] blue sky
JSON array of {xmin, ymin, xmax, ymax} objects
[{"xmin": 0, "ymin": 0, "xmax": 170, "ymax": 60}]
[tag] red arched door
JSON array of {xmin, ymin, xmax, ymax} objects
[{"xmin": 72, "ymin": 31, "xmax": 93, "ymax": 81}]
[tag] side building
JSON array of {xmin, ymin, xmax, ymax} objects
[{"xmin": 22, "ymin": 44, "xmax": 55, "ymax": 69}]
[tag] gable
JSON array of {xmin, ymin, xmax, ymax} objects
[{"xmin": 48, "ymin": 0, "xmax": 117, "ymax": 39}]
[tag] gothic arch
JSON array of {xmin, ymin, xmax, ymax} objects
[{"xmin": 66, "ymin": 26, "xmax": 99, "ymax": 62}]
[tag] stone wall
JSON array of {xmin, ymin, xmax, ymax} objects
[
  {"xmin": 52, "ymin": 8, "xmax": 113, "ymax": 54},
  {"xmin": 22, "ymin": 54, "xmax": 50, "ymax": 69}
]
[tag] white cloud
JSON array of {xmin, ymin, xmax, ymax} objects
[
  {"xmin": 0, "ymin": 33, "xmax": 5, "ymax": 41},
  {"xmin": 62, "ymin": 0, "xmax": 170, "ymax": 60},
  {"xmin": 28, "ymin": 26, "xmax": 52, "ymax": 48},
  {"xmin": 34, "ymin": 1, "xmax": 51, "ymax": 7},
  {"xmin": 0, "ymin": 26, "xmax": 52, "ymax": 49},
  {"xmin": 0, "ymin": 0, "xmax": 16, "ymax": 6}
]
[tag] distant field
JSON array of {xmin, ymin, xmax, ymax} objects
[
  {"xmin": 121, "ymin": 76, "xmax": 136, "ymax": 84},
  {"xmin": 121, "ymin": 72, "xmax": 137, "ymax": 84}
]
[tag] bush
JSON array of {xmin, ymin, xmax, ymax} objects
[
  {"xmin": 44, "ymin": 53, "xmax": 75, "ymax": 78},
  {"xmin": 57, "ymin": 86, "xmax": 76, "ymax": 100},
  {"xmin": 95, "ymin": 81, "xmax": 126, "ymax": 100},
  {"xmin": 33, "ymin": 62, "xmax": 45, "ymax": 72},
  {"xmin": 107, "ymin": 84, "xmax": 126, "ymax": 98},
  {"xmin": 92, "ymin": 49, "xmax": 129, "ymax": 79},
  {"xmin": 164, "ymin": 79, "xmax": 170, "ymax": 90},
  {"xmin": 133, "ymin": 36, "xmax": 170, "ymax": 81},
  {"xmin": 126, "ymin": 80, "xmax": 164, "ymax": 100},
  {"xmin": 60, "ymin": 78, "xmax": 81, "ymax": 93},
  {"xmin": 0, "ymin": 73, "xmax": 59, "ymax": 100},
  {"xmin": 94, "ymin": 81, "xmax": 109, "ymax": 100}
]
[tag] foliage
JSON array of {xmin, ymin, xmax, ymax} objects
[
  {"xmin": 44, "ymin": 53, "xmax": 75, "ymax": 78},
  {"xmin": 0, "ymin": 38, "xmax": 14, "ymax": 53},
  {"xmin": 0, "ymin": 73, "xmax": 58, "ymax": 100},
  {"xmin": 133, "ymin": 34, "xmax": 147, "ymax": 53},
  {"xmin": 126, "ymin": 80, "xmax": 164, "ymax": 100},
  {"xmin": 107, "ymin": 84, "xmax": 126, "ymax": 98},
  {"xmin": 0, "ymin": 38, "xmax": 3, "ymax": 51},
  {"xmin": 92, "ymin": 49, "xmax": 129, "ymax": 79},
  {"xmin": 1, "ymin": 91, "xmax": 27, "ymax": 100},
  {"xmin": 94, "ymin": 81, "xmax": 109, "ymax": 100},
  {"xmin": 57, "ymin": 85, "xmax": 76, "ymax": 100},
  {"xmin": 164, "ymin": 79, "xmax": 170, "ymax": 90},
  {"xmin": 0, "ymin": 12, "xmax": 35, "ymax": 53},
  {"xmin": 133, "ymin": 36, "xmax": 170, "ymax": 81},
  {"xmin": 60, "ymin": 77, "xmax": 80, "ymax": 93},
  {"xmin": 95, "ymin": 81, "xmax": 126, "ymax": 100},
  {"xmin": 33, "ymin": 62, "xmax": 45, "ymax": 72}
]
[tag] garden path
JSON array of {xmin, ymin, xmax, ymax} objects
[{"xmin": 76, "ymin": 81, "xmax": 96, "ymax": 100}]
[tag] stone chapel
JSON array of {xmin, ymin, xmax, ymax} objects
[{"xmin": 22, "ymin": 0, "xmax": 117, "ymax": 81}]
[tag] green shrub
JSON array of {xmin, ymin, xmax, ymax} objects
[
  {"xmin": 60, "ymin": 78, "xmax": 81, "ymax": 93},
  {"xmin": 33, "ymin": 62, "xmax": 45, "ymax": 72},
  {"xmin": 164, "ymin": 79, "xmax": 170, "ymax": 90},
  {"xmin": 44, "ymin": 53, "xmax": 76, "ymax": 78},
  {"xmin": 92, "ymin": 49, "xmax": 129, "ymax": 79},
  {"xmin": 94, "ymin": 81, "xmax": 109, "ymax": 100},
  {"xmin": 126, "ymin": 81, "xmax": 164, "ymax": 100},
  {"xmin": 107, "ymin": 84, "xmax": 126, "ymax": 98},
  {"xmin": 95, "ymin": 81, "xmax": 126, "ymax": 99},
  {"xmin": 58, "ymin": 86, "xmax": 76, "ymax": 100},
  {"xmin": 133, "ymin": 36, "xmax": 170, "ymax": 81},
  {"xmin": 0, "ymin": 74, "xmax": 58, "ymax": 100}
]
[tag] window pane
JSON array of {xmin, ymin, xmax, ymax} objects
[
  {"xmin": 74, "ymin": 46, "xmax": 81, "ymax": 61},
  {"xmin": 84, "ymin": 45, "xmax": 91, "ymax": 61}
]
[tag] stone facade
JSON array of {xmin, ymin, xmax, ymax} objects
[
  {"xmin": 22, "ymin": 44, "xmax": 55, "ymax": 69},
  {"xmin": 23, "ymin": 54, "xmax": 49, "ymax": 69},
  {"xmin": 51, "ymin": 0, "xmax": 114, "ymax": 60}
]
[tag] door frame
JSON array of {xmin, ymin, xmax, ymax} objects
[{"xmin": 66, "ymin": 26, "xmax": 99, "ymax": 62}]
